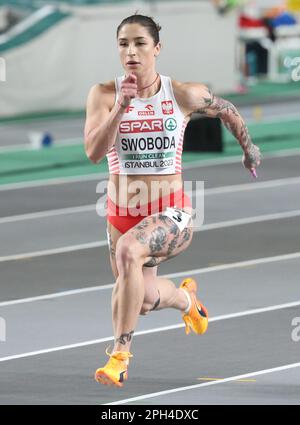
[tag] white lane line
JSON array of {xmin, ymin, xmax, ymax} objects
[
  {"xmin": 1, "ymin": 209, "xmax": 300, "ymax": 263},
  {"xmin": 0, "ymin": 241, "xmax": 107, "ymax": 263},
  {"xmin": 0, "ymin": 300, "xmax": 299, "ymax": 363},
  {"xmin": 0, "ymin": 283, "xmax": 115, "ymax": 307},
  {"xmin": 197, "ymin": 209, "xmax": 300, "ymax": 231},
  {"xmin": 1, "ymin": 148, "xmax": 300, "ymax": 191},
  {"xmin": 204, "ymin": 176, "xmax": 300, "ymax": 196},
  {"xmin": 0, "ymin": 172, "xmax": 106, "ymax": 191},
  {"xmin": 165, "ymin": 251, "xmax": 300, "ymax": 279},
  {"xmin": 2, "ymin": 175, "xmax": 300, "ymax": 224},
  {"xmin": 0, "ymin": 205, "xmax": 95, "ymax": 224},
  {"xmin": 106, "ymin": 362, "xmax": 300, "ymax": 405},
  {"xmin": 0, "ymin": 251, "xmax": 299, "ymax": 307},
  {"xmin": 183, "ymin": 147, "xmax": 300, "ymax": 171}
]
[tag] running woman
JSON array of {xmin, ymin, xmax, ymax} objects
[{"xmin": 84, "ymin": 14, "xmax": 261, "ymax": 387}]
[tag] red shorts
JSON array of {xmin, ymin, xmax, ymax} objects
[{"xmin": 106, "ymin": 188, "xmax": 192, "ymax": 234}]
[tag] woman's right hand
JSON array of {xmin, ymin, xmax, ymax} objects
[{"xmin": 119, "ymin": 73, "xmax": 138, "ymax": 107}]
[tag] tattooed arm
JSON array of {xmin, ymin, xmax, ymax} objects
[{"xmin": 177, "ymin": 82, "xmax": 261, "ymax": 175}]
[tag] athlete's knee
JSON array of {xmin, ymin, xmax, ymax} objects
[{"xmin": 115, "ymin": 234, "xmax": 144, "ymax": 273}]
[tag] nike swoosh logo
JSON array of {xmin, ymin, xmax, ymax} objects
[
  {"xmin": 119, "ymin": 370, "xmax": 127, "ymax": 383},
  {"xmin": 196, "ymin": 303, "xmax": 207, "ymax": 318}
]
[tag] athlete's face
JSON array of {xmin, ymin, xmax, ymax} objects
[{"xmin": 117, "ymin": 23, "xmax": 161, "ymax": 74}]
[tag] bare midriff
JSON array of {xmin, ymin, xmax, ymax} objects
[{"xmin": 108, "ymin": 173, "xmax": 184, "ymax": 207}]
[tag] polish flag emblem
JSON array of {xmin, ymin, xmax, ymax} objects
[{"xmin": 161, "ymin": 101, "xmax": 173, "ymax": 115}]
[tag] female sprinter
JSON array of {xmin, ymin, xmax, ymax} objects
[{"xmin": 84, "ymin": 14, "xmax": 261, "ymax": 387}]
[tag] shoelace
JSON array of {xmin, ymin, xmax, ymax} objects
[{"xmin": 105, "ymin": 346, "xmax": 133, "ymax": 362}]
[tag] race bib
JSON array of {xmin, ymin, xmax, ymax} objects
[{"xmin": 163, "ymin": 207, "xmax": 192, "ymax": 232}]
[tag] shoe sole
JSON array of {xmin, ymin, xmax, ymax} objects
[
  {"xmin": 183, "ymin": 312, "xmax": 208, "ymax": 335},
  {"xmin": 94, "ymin": 370, "xmax": 125, "ymax": 388},
  {"xmin": 180, "ymin": 278, "xmax": 209, "ymax": 335}
]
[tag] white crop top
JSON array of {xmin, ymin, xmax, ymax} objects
[{"xmin": 106, "ymin": 74, "xmax": 187, "ymax": 175}]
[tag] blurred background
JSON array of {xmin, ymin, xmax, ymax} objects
[{"xmin": 0, "ymin": 0, "xmax": 300, "ymax": 184}]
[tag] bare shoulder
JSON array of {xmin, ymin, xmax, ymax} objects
[
  {"xmin": 84, "ymin": 80, "xmax": 116, "ymax": 141},
  {"xmin": 86, "ymin": 80, "xmax": 116, "ymax": 111},
  {"xmin": 171, "ymin": 79, "xmax": 211, "ymax": 116}
]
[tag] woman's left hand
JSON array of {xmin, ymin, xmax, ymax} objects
[{"xmin": 242, "ymin": 144, "xmax": 261, "ymax": 178}]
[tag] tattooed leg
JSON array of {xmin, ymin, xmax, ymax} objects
[
  {"xmin": 149, "ymin": 226, "xmax": 168, "ymax": 253},
  {"xmin": 137, "ymin": 211, "xmax": 195, "ymax": 315},
  {"xmin": 142, "ymin": 271, "xmax": 191, "ymax": 314},
  {"xmin": 133, "ymin": 218, "xmax": 150, "ymax": 246},
  {"xmin": 112, "ymin": 234, "xmax": 146, "ymax": 352},
  {"xmin": 177, "ymin": 226, "xmax": 192, "ymax": 249},
  {"xmin": 112, "ymin": 210, "xmax": 194, "ymax": 351},
  {"xmin": 143, "ymin": 256, "xmax": 161, "ymax": 267},
  {"xmin": 116, "ymin": 330, "xmax": 134, "ymax": 346},
  {"xmin": 149, "ymin": 291, "xmax": 160, "ymax": 311}
]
